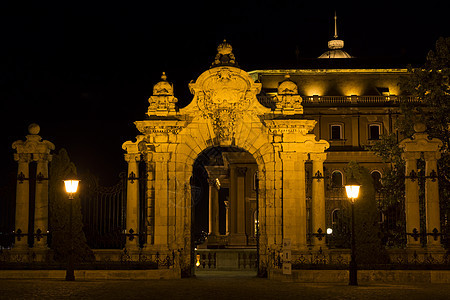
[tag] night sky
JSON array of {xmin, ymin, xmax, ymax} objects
[{"xmin": 1, "ymin": 1, "xmax": 449, "ymax": 186}]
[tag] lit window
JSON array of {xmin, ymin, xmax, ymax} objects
[
  {"xmin": 331, "ymin": 171, "xmax": 343, "ymax": 187},
  {"xmin": 369, "ymin": 124, "xmax": 381, "ymax": 140},
  {"xmin": 330, "ymin": 124, "xmax": 343, "ymax": 140}
]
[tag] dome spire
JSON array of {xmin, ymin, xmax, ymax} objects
[
  {"xmin": 318, "ymin": 11, "xmax": 353, "ymax": 59},
  {"xmin": 334, "ymin": 11, "xmax": 338, "ymax": 39}
]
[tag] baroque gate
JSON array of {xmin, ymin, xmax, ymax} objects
[{"xmin": 122, "ymin": 41, "xmax": 329, "ymax": 274}]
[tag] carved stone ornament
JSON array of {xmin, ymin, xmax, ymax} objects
[
  {"xmin": 190, "ymin": 66, "xmax": 262, "ymax": 141},
  {"xmin": 135, "ymin": 121, "xmax": 184, "ymax": 135},
  {"xmin": 147, "ymin": 72, "xmax": 178, "ymax": 117},
  {"xmin": 274, "ymin": 75, "xmax": 303, "ymax": 115},
  {"xmin": 264, "ymin": 119, "xmax": 316, "ymax": 135}
]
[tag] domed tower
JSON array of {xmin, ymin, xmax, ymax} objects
[
  {"xmin": 318, "ymin": 12, "xmax": 353, "ymax": 59},
  {"xmin": 147, "ymin": 72, "xmax": 178, "ymax": 116}
]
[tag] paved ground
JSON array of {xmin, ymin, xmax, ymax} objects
[{"xmin": 1, "ymin": 271, "xmax": 450, "ymax": 299}]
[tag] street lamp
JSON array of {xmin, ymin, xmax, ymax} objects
[
  {"xmin": 64, "ymin": 179, "xmax": 79, "ymax": 281},
  {"xmin": 345, "ymin": 176, "xmax": 360, "ymax": 286}
]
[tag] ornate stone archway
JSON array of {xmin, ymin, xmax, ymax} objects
[{"xmin": 122, "ymin": 41, "xmax": 329, "ymax": 274}]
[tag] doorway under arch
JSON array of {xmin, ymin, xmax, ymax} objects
[{"xmin": 191, "ymin": 146, "xmax": 259, "ymax": 274}]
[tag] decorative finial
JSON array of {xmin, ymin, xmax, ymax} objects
[
  {"xmin": 334, "ymin": 11, "xmax": 338, "ymax": 39},
  {"xmin": 211, "ymin": 39, "xmax": 238, "ymax": 68},
  {"xmin": 28, "ymin": 123, "xmax": 40, "ymax": 135},
  {"xmin": 161, "ymin": 72, "xmax": 167, "ymax": 81}
]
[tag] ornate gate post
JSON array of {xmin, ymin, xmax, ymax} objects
[
  {"xmin": 12, "ymin": 152, "xmax": 31, "ymax": 250},
  {"xmin": 400, "ymin": 123, "xmax": 443, "ymax": 253},
  {"xmin": 33, "ymin": 152, "xmax": 53, "ymax": 249},
  {"xmin": 124, "ymin": 152, "xmax": 141, "ymax": 251},
  {"xmin": 310, "ymin": 152, "xmax": 327, "ymax": 250},
  {"xmin": 401, "ymin": 151, "xmax": 421, "ymax": 248},
  {"xmin": 12, "ymin": 124, "xmax": 54, "ymax": 251},
  {"xmin": 424, "ymin": 151, "xmax": 442, "ymax": 249}
]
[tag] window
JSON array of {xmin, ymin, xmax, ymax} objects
[
  {"xmin": 332, "ymin": 208, "xmax": 340, "ymax": 224},
  {"xmin": 371, "ymin": 170, "xmax": 382, "ymax": 191},
  {"xmin": 368, "ymin": 124, "xmax": 381, "ymax": 140},
  {"xmin": 331, "ymin": 170, "xmax": 343, "ymax": 188},
  {"xmin": 330, "ymin": 124, "xmax": 343, "ymax": 140}
]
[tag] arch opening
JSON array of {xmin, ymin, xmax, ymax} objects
[{"xmin": 191, "ymin": 146, "xmax": 259, "ymax": 273}]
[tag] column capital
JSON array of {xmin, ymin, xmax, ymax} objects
[
  {"xmin": 402, "ymin": 151, "xmax": 421, "ymax": 161},
  {"xmin": 33, "ymin": 153, "xmax": 52, "ymax": 163},
  {"xmin": 310, "ymin": 152, "xmax": 327, "ymax": 162},
  {"xmin": 14, "ymin": 153, "xmax": 32, "ymax": 163},
  {"xmin": 423, "ymin": 151, "xmax": 440, "ymax": 161},
  {"xmin": 124, "ymin": 153, "xmax": 141, "ymax": 163}
]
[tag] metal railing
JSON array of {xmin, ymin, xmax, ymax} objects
[{"xmin": 257, "ymin": 95, "xmax": 419, "ymax": 107}]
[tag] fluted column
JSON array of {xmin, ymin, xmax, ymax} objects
[
  {"xmin": 153, "ymin": 152, "xmax": 171, "ymax": 248},
  {"xmin": 124, "ymin": 153, "xmax": 140, "ymax": 250},
  {"xmin": 310, "ymin": 152, "xmax": 327, "ymax": 249},
  {"xmin": 424, "ymin": 151, "xmax": 442, "ymax": 248},
  {"xmin": 402, "ymin": 151, "xmax": 421, "ymax": 248},
  {"xmin": 280, "ymin": 152, "xmax": 308, "ymax": 250},
  {"xmin": 34, "ymin": 153, "xmax": 52, "ymax": 249},
  {"xmin": 13, "ymin": 153, "xmax": 31, "ymax": 250}
]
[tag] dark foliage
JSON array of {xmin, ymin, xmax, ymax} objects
[{"xmin": 48, "ymin": 148, "xmax": 95, "ymax": 263}]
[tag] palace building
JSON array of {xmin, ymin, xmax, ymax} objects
[{"xmin": 7, "ymin": 15, "xmax": 445, "ymax": 278}]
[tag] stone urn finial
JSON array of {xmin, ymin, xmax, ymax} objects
[{"xmin": 414, "ymin": 123, "xmax": 426, "ymax": 133}]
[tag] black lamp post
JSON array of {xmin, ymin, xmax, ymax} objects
[
  {"xmin": 345, "ymin": 177, "xmax": 360, "ymax": 286},
  {"xmin": 64, "ymin": 179, "xmax": 79, "ymax": 281}
]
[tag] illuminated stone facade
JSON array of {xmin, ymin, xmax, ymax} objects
[
  {"xmin": 7, "ymin": 40, "xmax": 444, "ymax": 275},
  {"xmin": 121, "ymin": 41, "xmax": 444, "ymax": 274}
]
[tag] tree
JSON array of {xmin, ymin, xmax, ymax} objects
[
  {"xmin": 49, "ymin": 149, "xmax": 94, "ymax": 263},
  {"xmin": 345, "ymin": 161, "xmax": 390, "ymax": 264},
  {"xmin": 402, "ymin": 37, "xmax": 450, "ymax": 204},
  {"xmin": 369, "ymin": 37, "xmax": 450, "ymax": 248}
]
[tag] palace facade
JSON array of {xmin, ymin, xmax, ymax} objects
[{"xmin": 7, "ymin": 27, "xmax": 445, "ymax": 278}]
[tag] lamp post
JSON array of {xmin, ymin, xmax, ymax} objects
[
  {"xmin": 64, "ymin": 179, "xmax": 79, "ymax": 281},
  {"xmin": 345, "ymin": 177, "xmax": 360, "ymax": 286}
]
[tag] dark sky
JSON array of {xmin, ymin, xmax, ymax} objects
[{"xmin": 1, "ymin": 1, "xmax": 449, "ymax": 186}]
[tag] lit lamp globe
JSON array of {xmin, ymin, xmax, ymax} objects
[
  {"xmin": 345, "ymin": 177, "xmax": 360, "ymax": 202},
  {"xmin": 64, "ymin": 180, "xmax": 80, "ymax": 199}
]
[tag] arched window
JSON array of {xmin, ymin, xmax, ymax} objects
[
  {"xmin": 332, "ymin": 208, "xmax": 340, "ymax": 224},
  {"xmin": 371, "ymin": 170, "xmax": 382, "ymax": 191},
  {"xmin": 368, "ymin": 124, "xmax": 381, "ymax": 140},
  {"xmin": 331, "ymin": 170, "xmax": 343, "ymax": 188}
]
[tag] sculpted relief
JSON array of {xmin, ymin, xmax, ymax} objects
[{"xmin": 188, "ymin": 66, "xmax": 264, "ymax": 142}]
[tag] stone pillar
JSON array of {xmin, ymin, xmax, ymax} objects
[
  {"xmin": 153, "ymin": 152, "xmax": 171, "ymax": 248},
  {"xmin": 124, "ymin": 153, "xmax": 140, "ymax": 250},
  {"xmin": 207, "ymin": 179, "xmax": 219, "ymax": 236},
  {"xmin": 34, "ymin": 153, "xmax": 52, "ymax": 249},
  {"xmin": 402, "ymin": 151, "xmax": 421, "ymax": 248},
  {"xmin": 13, "ymin": 153, "xmax": 31, "ymax": 250},
  {"xmin": 224, "ymin": 199, "xmax": 229, "ymax": 235},
  {"xmin": 310, "ymin": 153, "xmax": 327, "ymax": 249},
  {"xmin": 236, "ymin": 167, "xmax": 247, "ymax": 237},
  {"xmin": 424, "ymin": 151, "xmax": 442, "ymax": 248},
  {"xmin": 12, "ymin": 124, "xmax": 54, "ymax": 251},
  {"xmin": 280, "ymin": 152, "xmax": 308, "ymax": 250}
]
